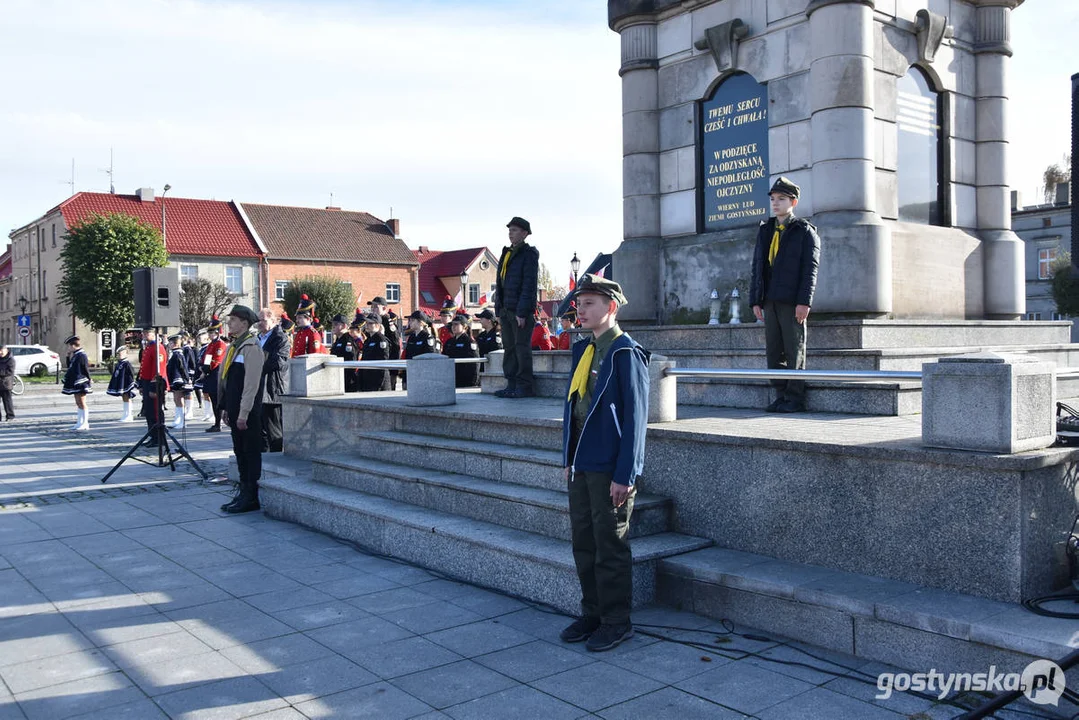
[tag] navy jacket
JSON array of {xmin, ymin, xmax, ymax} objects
[
  {"xmin": 495, "ymin": 243, "xmax": 540, "ymax": 319},
  {"xmin": 561, "ymin": 333, "xmax": 650, "ymax": 487},
  {"xmin": 749, "ymin": 216, "xmax": 821, "ymax": 307}
]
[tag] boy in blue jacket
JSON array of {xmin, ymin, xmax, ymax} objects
[{"xmin": 559, "ymin": 274, "xmax": 650, "ymax": 652}]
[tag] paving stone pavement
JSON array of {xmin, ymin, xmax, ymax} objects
[{"xmin": 0, "ymin": 404, "xmax": 1067, "ymax": 719}]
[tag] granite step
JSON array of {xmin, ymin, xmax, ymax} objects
[
  {"xmin": 625, "ymin": 320, "xmax": 1072, "ymax": 351},
  {"xmin": 260, "ymin": 472, "xmax": 712, "ymax": 614},
  {"xmin": 658, "ymin": 546, "xmax": 1079, "ymax": 676},
  {"xmin": 374, "ymin": 430, "xmax": 566, "ymax": 491},
  {"xmin": 309, "ymin": 454, "xmax": 671, "ymax": 541}
]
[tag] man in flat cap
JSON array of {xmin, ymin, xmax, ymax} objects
[
  {"xmin": 559, "ymin": 274, "xmax": 650, "ymax": 652},
  {"xmin": 494, "ymin": 216, "xmax": 540, "ymax": 398},
  {"xmin": 219, "ymin": 305, "xmax": 266, "ymax": 513},
  {"xmin": 749, "ymin": 176, "xmax": 821, "ymax": 413}
]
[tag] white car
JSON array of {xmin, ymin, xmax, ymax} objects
[{"xmin": 8, "ymin": 345, "xmax": 62, "ymax": 376}]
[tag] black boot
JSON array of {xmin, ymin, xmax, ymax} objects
[
  {"xmin": 225, "ymin": 480, "xmax": 260, "ymax": 514},
  {"xmin": 220, "ymin": 490, "xmax": 242, "ymax": 512}
]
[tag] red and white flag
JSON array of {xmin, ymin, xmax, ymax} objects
[{"xmin": 568, "ymin": 273, "xmax": 576, "ymax": 292}]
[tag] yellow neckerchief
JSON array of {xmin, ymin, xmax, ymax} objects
[
  {"xmin": 220, "ymin": 330, "xmax": 253, "ymax": 383},
  {"xmin": 567, "ymin": 327, "xmax": 623, "ymax": 401},
  {"xmin": 768, "ymin": 218, "xmax": 788, "ymax": 265},
  {"xmin": 499, "ymin": 243, "xmax": 522, "ymax": 281}
]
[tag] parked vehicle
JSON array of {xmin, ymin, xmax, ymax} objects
[{"xmin": 8, "ymin": 345, "xmax": 62, "ymax": 376}]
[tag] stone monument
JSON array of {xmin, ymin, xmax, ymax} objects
[{"xmin": 608, "ymin": 0, "xmax": 1026, "ymax": 322}]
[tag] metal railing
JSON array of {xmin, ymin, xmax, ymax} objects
[
  {"xmin": 323, "ymin": 358, "xmax": 487, "ymax": 370},
  {"xmin": 664, "ymin": 368, "xmax": 922, "ymax": 383}
]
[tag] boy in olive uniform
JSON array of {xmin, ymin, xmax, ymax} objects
[
  {"xmin": 749, "ymin": 176, "xmax": 821, "ymax": 413},
  {"xmin": 559, "ymin": 275, "xmax": 650, "ymax": 652}
]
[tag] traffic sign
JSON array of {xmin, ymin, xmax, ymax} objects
[
  {"xmin": 16, "ymin": 315, "xmax": 30, "ymax": 328},
  {"xmin": 17, "ymin": 326, "xmax": 30, "ymax": 338}
]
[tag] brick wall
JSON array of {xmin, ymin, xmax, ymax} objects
[{"xmin": 267, "ymin": 260, "xmax": 418, "ymax": 316}]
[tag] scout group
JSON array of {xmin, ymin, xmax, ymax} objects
[{"xmin": 56, "ymin": 194, "xmax": 818, "ymax": 653}]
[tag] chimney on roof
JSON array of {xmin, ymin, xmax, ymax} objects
[
  {"xmin": 1056, "ymin": 181, "xmax": 1071, "ymax": 206},
  {"xmin": 1011, "ymin": 190, "xmax": 1022, "ymax": 211},
  {"xmin": 387, "ymin": 218, "xmax": 401, "ymax": 238},
  {"xmin": 418, "ymin": 245, "xmax": 429, "ymax": 255},
  {"xmin": 135, "ymin": 187, "xmax": 155, "ymax": 203},
  {"xmin": 325, "ymin": 206, "xmax": 341, "ymax": 211}
]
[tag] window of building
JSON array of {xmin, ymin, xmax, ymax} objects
[
  {"xmin": 1038, "ymin": 248, "xmax": 1059, "ymax": 280},
  {"xmin": 421, "ymin": 291, "xmax": 435, "ymax": 304},
  {"xmin": 275, "ymin": 281, "xmax": 288, "ymax": 301},
  {"xmin": 1027, "ymin": 312, "xmax": 1043, "ymax": 321},
  {"xmin": 897, "ymin": 67, "xmax": 943, "ymax": 226},
  {"xmin": 468, "ymin": 283, "xmax": 480, "ymax": 305},
  {"xmin": 51, "ymin": 224, "xmax": 56, "ymax": 248},
  {"xmin": 1053, "ymin": 312, "xmax": 1065, "ymax": 321},
  {"xmin": 42, "ymin": 271, "xmax": 46, "ymax": 299},
  {"xmin": 225, "ymin": 266, "xmax": 243, "ymax": 294},
  {"xmin": 385, "ymin": 283, "xmax": 400, "ymax": 303},
  {"xmin": 180, "ymin": 265, "xmax": 198, "ymax": 282}
]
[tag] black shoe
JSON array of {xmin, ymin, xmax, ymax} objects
[
  {"xmin": 225, "ymin": 498, "xmax": 260, "ymax": 514},
  {"xmin": 775, "ymin": 399, "xmax": 806, "ymax": 413},
  {"xmin": 559, "ymin": 616, "xmax": 601, "ymax": 643},
  {"xmin": 765, "ymin": 397, "xmax": 785, "ymax": 412},
  {"xmin": 220, "ymin": 495, "xmax": 241, "ymax": 512},
  {"xmin": 494, "ymin": 387, "xmax": 516, "ymax": 398},
  {"xmin": 585, "ymin": 622, "xmax": 634, "ymax": 652},
  {"xmin": 205, "ymin": 425, "xmax": 221, "ymax": 433}
]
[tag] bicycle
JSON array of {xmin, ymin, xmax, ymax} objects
[{"xmin": 11, "ymin": 375, "xmax": 24, "ymax": 395}]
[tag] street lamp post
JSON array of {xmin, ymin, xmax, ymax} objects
[
  {"xmin": 161, "ymin": 183, "xmax": 171, "ymax": 246},
  {"xmin": 459, "ymin": 270, "xmax": 469, "ymax": 310},
  {"xmin": 570, "ymin": 252, "xmax": 580, "ymax": 289}
]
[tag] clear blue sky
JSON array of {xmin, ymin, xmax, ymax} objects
[{"xmin": 0, "ymin": 0, "xmax": 1073, "ymax": 279}]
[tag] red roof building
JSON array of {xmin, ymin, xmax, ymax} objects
[
  {"xmin": 413, "ymin": 246, "xmax": 500, "ymax": 318},
  {"xmin": 6, "ymin": 188, "xmax": 265, "ymax": 362}
]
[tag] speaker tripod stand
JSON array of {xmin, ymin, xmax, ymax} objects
[{"xmin": 100, "ymin": 375, "xmax": 210, "ymax": 484}]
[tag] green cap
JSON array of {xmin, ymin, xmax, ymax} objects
[
  {"xmin": 227, "ymin": 305, "xmax": 259, "ymax": 324},
  {"xmin": 769, "ymin": 176, "xmax": 800, "ymax": 199},
  {"xmin": 573, "ymin": 274, "xmax": 628, "ymax": 307}
]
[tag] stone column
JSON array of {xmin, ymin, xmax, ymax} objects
[
  {"xmin": 973, "ymin": 0, "xmax": 1025, "ymax": 319},
  {"xmin": 805, "ymin": 0, "xmax": 892, "ymax": 316},
  {"xmin": 612, "ymin": 18, "xmax": 661, "ymax": 323}
]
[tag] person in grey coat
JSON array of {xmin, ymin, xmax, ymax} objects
[
  {"xmin": 257, "ymin": 308, "xmax": 291, "ymax": 453},
  {"xmin": 0, "ymin": 345, "xmax": 15, "ymax": 421}
]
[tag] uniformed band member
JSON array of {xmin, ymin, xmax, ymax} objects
[
  {"xmin": 749, "ymin": 176, "xmax": 821, "ymax": 413},
  {"xmin": 359, "ymin": 314, "xmax": 391, "ymax": 392},
  {"xmin": 182, "ymin": 333, "xmax": 200, "ymax": 419},
  {"xmin": 330, "ymin": 314, "xmax": 360, "ymax": 393},
  {"xmin": 557, "ymin": 308, "xmax": 578, "ymax": 351},
  {"xmin": 404, "ymin": 310, "xmax": 437, "ymax": 359},
  {"xmin": 559, "ymin": 275, "xmax": 650, "ymax": 653},
  {"xmin": 279, "ymin": 312, "xmax": 295, "ymax": 335},
  {"xmin": 106, "ymin": 346, "xmax": 137, "ymax": 422},
  {"xmin": 290, "ymin": 309, "xmax": 322, "ymax": 357},
  {"xmin": 61, "ymin": 335, "xmax": 92, "ymax": 431},
  {"xmin": 437, "ymin": 298, "xmax": 456, "ymax": 349},
  {"xmin": 368, "ymin": 296, "xmax": 402, "ymax": 390},
  {"xmin": 475, "ymin": 308, "xmax": 502, "ymax": 357},
  {"xmin": 531, "ymin": 308, "xmax": 554, "ymax": 351},
  {"xmin": 257, "ymin": 307, "xmax": 291, "ymax": 454},
  {"xmin": 137, "ymin": 328, "xmax": 169, "ymax": 446},
  {"xmin": 167, "ymin": 334, "xmax": 193, "ymax": 429},
  {"xmin": 219, "ymin": 305, "xmax": 265, "ymax": 514},
  {"xmin": 201, "ymin": 318, "xmax": 228, "ymax": 431},
  {"xmin": 346, "ymin": 320, "xmax": 365, "ymax": 391},
  {"xmin": 442, "ymin": 314, "xmax": 480, "ymax": 387}
]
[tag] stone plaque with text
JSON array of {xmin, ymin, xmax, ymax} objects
[{"xmin": 699, "ymin": 73, "xmax": 769, "ymax": 231}]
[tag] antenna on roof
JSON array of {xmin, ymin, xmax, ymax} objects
[
  {"xmin": 99, "ymin": 148, "xmax": 115, "ymax": 194},
  {"xmin": 330, "ymin": 192, "xmax": 334, "ymax": 207},
  {"xmin": 59, "ymin": 158, "xmax": 74, "ymax": 196}
]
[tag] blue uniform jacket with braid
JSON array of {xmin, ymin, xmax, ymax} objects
[{"xmin": 561, "ymin": 333, "xmax": 650, "ymax": 487}]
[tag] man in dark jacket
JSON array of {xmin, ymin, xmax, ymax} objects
[
  {"xmin": 494, "ymin": 216, "xmax": 540, "ymax": 398},
  {"xmin": 0, "ymin": 345, "xmax": 14, "ymax": 421},
  {"xmin": 749, "ymin": 176, "xmax": 821, "ymax": 413},
  {"xmin": 257, "ymin": 308, "xmax": 291, "ymax": 453}
]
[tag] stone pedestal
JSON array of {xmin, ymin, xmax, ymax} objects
[
  {"xmin": 485, "ymin": 350, "xmax": 504, "ymax": 377},
  {"xmin": 922, "ymin": 352, "xmax": 1055, "ymax": 453},
  {"xmin": 648, "ymin": 354, "xmax": 677, "ymax": 423},
  {"xmin": 406, "ymin": 354, "xmax": 456, "ymax": 407},
  {"xmin": 288, "ymin": 355, "xmax": 343, "ymax": 398}
]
